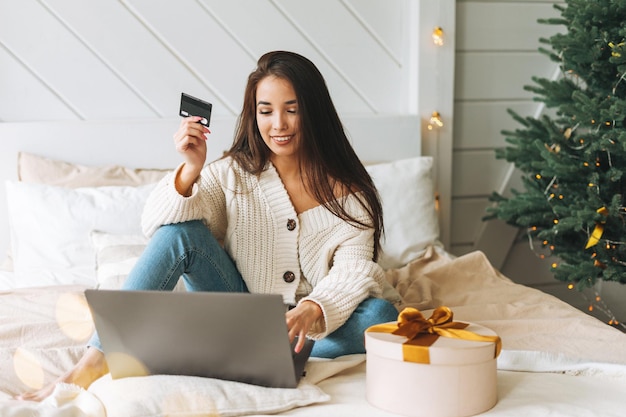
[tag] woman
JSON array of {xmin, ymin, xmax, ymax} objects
[{"xmin": 20, "ymin": 50, "xmax": 398, "ymax": 401}]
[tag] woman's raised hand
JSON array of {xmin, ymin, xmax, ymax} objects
[{"xmin": 173, "ymin": 116, "xmax": 210, "ymax": 196}]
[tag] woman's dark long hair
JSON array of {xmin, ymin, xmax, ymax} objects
[{"xmin": 225, "ymin": 51, "xmax": 384, "ymax": 260}]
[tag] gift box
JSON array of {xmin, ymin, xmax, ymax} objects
[{"xmin": 365, "ymin": 306, "xmax": 501, "ymax": 417}]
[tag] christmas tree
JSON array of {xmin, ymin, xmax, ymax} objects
[{"xmin": 487, "ymin": 0, "xmax": 626, "ymax": 290}]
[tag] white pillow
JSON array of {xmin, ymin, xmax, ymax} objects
[
  {"xmin": 89, "ymin": 374, "xmax": 330, "ymax": 417},
  {"xmin": 91, "ymin": 230, "xmax": 185, "ymax": 291},
  {"xmin": 91, "ymin": 230, "xmax": 149, "ymax": 289},
  {"xmin": 366, "ymin": 157, "xmax": 441, "ymax": 270},
  {"xmin": 5, "ymin": 181, "xmax": 155, "ymax": 288}
]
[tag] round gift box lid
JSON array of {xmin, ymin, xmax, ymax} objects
[{"xmin": 365, "ymin": 321, "xmax": 498, "ymax": 365}]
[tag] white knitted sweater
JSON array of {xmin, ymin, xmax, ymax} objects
[{"xmin": 141, "ymin": 157, "xmax": 385, "ymax": 339}]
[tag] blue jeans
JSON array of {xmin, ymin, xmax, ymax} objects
[{"xmin": 88, "ymin": 220, "xmax": 398, "ymax": 358}]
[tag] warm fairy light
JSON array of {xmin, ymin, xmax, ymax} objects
[
  {"xmin": 13, "ymin": 348, "xmax": 44, "ymax": 390},
  {"xmin": 432, "ymin": 27, "xmax": 444, "ymax": 46},
  {"xmin": 583, "ymin": 162, "xmax": 589, "ymax": 167},
  {"xmin": 428, "ymin": 111, "xmax": 444, "ymax": 130},
  {"xmin": 535, "ymin": 174, "xmax": 542, "ymax": 180},
  {"xmin": 553, "ymin": 219, "xmax": 559, "ymax": 224},
  {"xmin": 551, "ymin": 262, "xmax": 558, "ymax": 268},
  {"xmin": 588, "ymin": 305, "xmax": 594, "ymax": 312},
  {"xmin": 56, "ymin": 292, "xmax": 94, "ymax": 341},
  {"xmin": 588, "ymin": 182, "xmax": 595, "ymax": 187},
  {"xmin": 567, "ymin": 283, "xmax": 575, "ymax": 290},
  {"xmin": 595, "ymin": 295, "xmax": 601, "ymax": 302}
]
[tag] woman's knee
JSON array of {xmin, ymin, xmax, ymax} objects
[{"xmin": 357, "ymin": 297, "xmax": 398, "ymax": 327}]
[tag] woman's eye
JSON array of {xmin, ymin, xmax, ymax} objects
[{"xmin": 258, "ymin": 110, "xmax": 271, "ymax": 115}]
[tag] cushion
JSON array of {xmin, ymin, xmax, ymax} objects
[
  {"xmin": 91, "ymin": 230, "xmax": 185, "ymax": 291},
  {"xmin": 91, "ymin": 231, "xmax": 149, "ymax": 289},
  {"xmin": 366, "ymin": 156, "xmax": 441, "ymax": 270},
  {"xmin": 89, "ymin": 374, "xmax": 330, "ymax": 417},
  {"xmin": 5, "ymin": 181, "xmax": 155, "ymax": 288},
  {"xmin": 87, "ymin": 356, "xmax": 365, "ymax": 417},
  {"xmin": 18, "ymin": 152, "xmax": 170, "ymax": 187}
]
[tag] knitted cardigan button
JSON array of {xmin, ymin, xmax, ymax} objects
[
  {"xmin": 286, "ymin": 218, "xmax": 296, "ymax": 231},
  {"xmin": 283, "ymin": 271, "xmax": 296, "ymax": 283}
]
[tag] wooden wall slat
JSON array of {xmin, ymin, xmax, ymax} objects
[
  {"xmin": 451, "ymin": 197, "xmax": 491, "ymax": 243},
  {"xmin": 454, "ymin": 101, "xmax": 537, "ymax": 149},
  {"xmin": 457, "ymin": 2, "xmax": 563, "ymax": 51},
  {"xmin": 452, "ymin": 150, "xmax": 511, "ymax": 196},
  {"xmin": 455, "ymin": 52, "xmax": 555, "ymax": 101}
]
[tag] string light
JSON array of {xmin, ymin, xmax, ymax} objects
[
  {"xmin": 432, "ymin": 27, "xmax": 444, "ymax": 46},
  {"xmin": 428, "ymin": 111, "xmax": 444, "ymax": 130}
]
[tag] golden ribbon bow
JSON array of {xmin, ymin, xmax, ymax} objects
[{"xmin": 368, "ymin": 306, "xmax": 502, "ymax": 364}]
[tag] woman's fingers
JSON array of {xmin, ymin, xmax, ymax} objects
[
  {"xmin": 175, "ymin": 118, "xmax": 209, "ymax": 144},
  {"xmin": 173, "ymin": 117, "xmax": 210, "ymax": 168},
  {"xmin": 285, "ymin": 301, "xmax": 323, "ymax": 353}
]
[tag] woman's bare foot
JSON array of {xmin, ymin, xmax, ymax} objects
[{"xmin": 16, "ymin": 348, "xmax": 108, "ymax": 402}]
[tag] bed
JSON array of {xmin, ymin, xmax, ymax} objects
[{"xmin": 1, "ymin": 117, "xmax": 626, "ymax": 417}]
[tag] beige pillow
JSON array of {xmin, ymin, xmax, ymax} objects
[{"xmin": 18, "ymin": 152, "xmax": 170, "ymax": 187}]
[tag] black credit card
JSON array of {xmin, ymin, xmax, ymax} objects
[{"xmin": 179, "ymin": 93, "xmax": 212, "ymax": 127}]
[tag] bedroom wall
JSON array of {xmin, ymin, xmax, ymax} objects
[
  {"xmin": 454, "ymin": 0, "xmax": 626, "ymax": 324},
  {"xmin": 0, "ymin": 0, "xmax": 456, "ymax": 247}
]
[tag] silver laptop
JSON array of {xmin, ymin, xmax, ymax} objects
[{"xmin": 84, "ymin": 290, "xmax": 314, "ymax": 388}]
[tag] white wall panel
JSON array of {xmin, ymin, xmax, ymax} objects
[
  {"xmin": 0, "ymin": 45, "xmax": 78, "ymax": 122},
  {"xmin": 273, "ymin": 0, "xmax": 406, "ymax": 113},
  {"xmin": 192, "ymin": 0, "xmax": 373, "ymax": 114},
  {"xmin": 344, "ymin": 0, "xmax": 406, "ymax": 62},
  {"xmin": 41, "ymin": 0, "xmax": 225, "ymax": 118},
  {"xmin": 0, "ymin": 0, "xmax": 155, "ymax": 119},
  {"xmin": 124, "ymin": 0, "xmax": 255, "ymax": 115}
]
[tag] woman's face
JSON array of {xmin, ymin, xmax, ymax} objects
[{"xmin": 255, "ymin": 76, "xmax": 301, "ymax": 162}]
